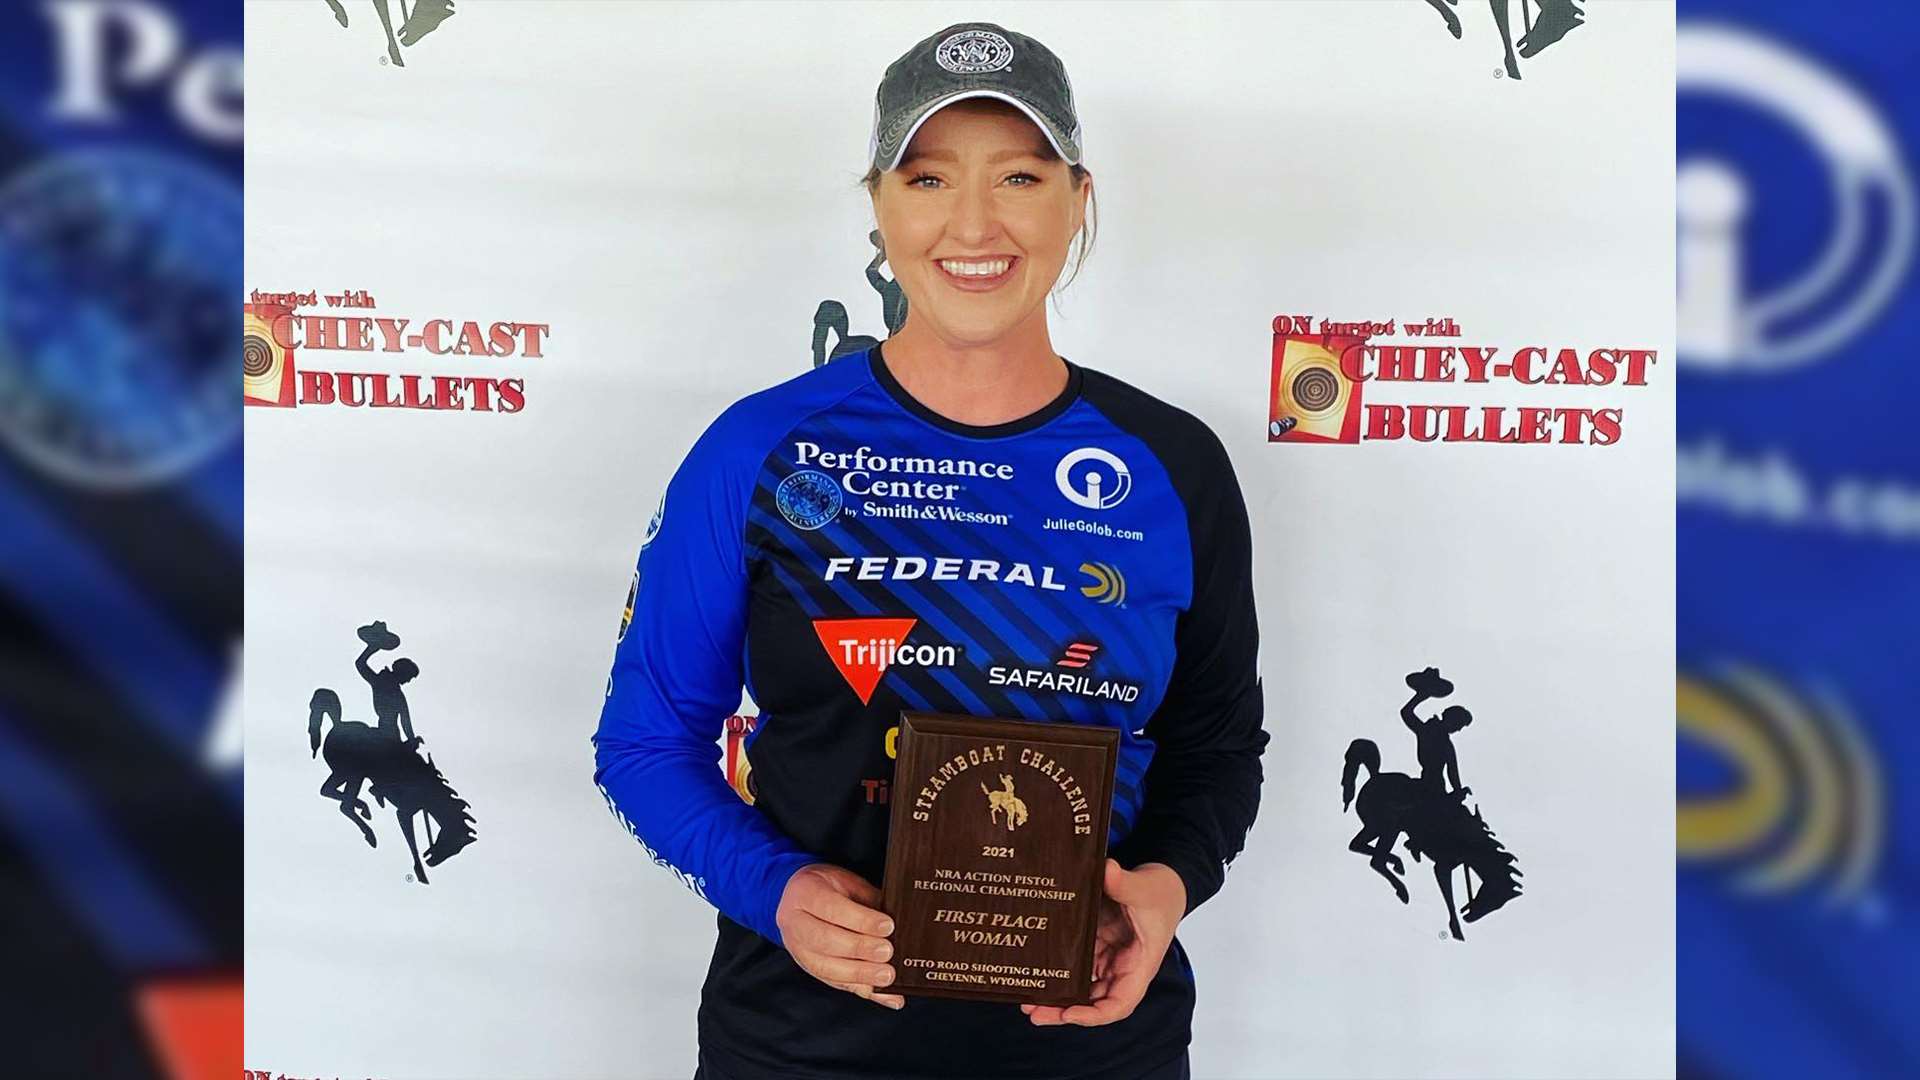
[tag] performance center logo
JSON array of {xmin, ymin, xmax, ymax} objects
[
  {"xmin": 783, "ymin": 440, "xmax": 1016, "ymax": 528},
  {"xmin": 1268, "ymin": 314, "xmax": 1657, "ymax": 446},
  {"xmin": 244, "ymin": 289, "xmax": 549, "ymax": 413},
  {"xmin": 1678, "ymin": 663, "xmax": 1885, "ymax": 913},
  {"xmin": 813, "ymin": 617, "xmax": 958, "ymax": 705},
  {"xmin": 822, "ymin": 554, "xmax": 1127, "ymax": 606},
  {"xmin": 989, "ymin": 641, "xmax": 1141, "ymax": 704},
  {"xmin": 776, "ymin": 469, "xmax": 843, "ymax": 530},
  {"xmin": 320, "ymin": 0, "xmax": 458, "ymax": 68},
  {"xmin": 1341, "ymin": 666, "xmax": 1521, "ymax": 941},
  {"xmin": 1677, "ymin": 24, "xmax": 1914, "ymax": 373},
  {"xmin": 936, "ymin": 28, "xmax": 1016, "ymax": 74},
  {"xmin": 1417, "ymin": 0, "xmax": 1586, "ymax": 82},
  {"xmin": 0, "ymin": 149, "xmax": 239, "ymax": 490},
  {"xmin": 306, "ymin": 620, "xmax": 477, "ymax": 884}
]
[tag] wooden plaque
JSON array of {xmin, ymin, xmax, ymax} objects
[{"xmin": 880, "ymin": 711, "xmax": 1120, "ymax": 1005}]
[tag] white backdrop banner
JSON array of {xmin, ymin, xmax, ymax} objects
[{"xmin": 244, "ymin": 2, "xmax": 1675, "ymax": 1078}]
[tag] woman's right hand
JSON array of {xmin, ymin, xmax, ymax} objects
[{"xmin": 775, "ymin": 863, "xmax": 903, "ymax": 1009}]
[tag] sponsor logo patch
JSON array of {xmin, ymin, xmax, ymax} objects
[
  {"xmin": 988, "ymin": 642, "xmax": 1142, "ymax": 703},
  {"xmin": 936, "ymin": 28, "xmax": 1015, "ymax": 74},
  {"xmin": 776, "ymin": 469, "xmax": 843, "ymax": 529},
  {"xmin": 813, "ymin": 617, "xmax": 958, "ymax": 704},
  {"xmin": 1055, "ymin": 447, "xmax": 1132, "ymax": 510}
]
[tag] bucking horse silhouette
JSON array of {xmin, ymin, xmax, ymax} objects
[
  {"xmin": 1342, "ymin": 667, "xmax": 1521, "ymax": 939},
  {"xmin": 981, "ymin": 774, "xmax": 1028, "ymax": 833},
  {"xmin": 310, "ymin": 621, "xmax": 476, "ymax": 882},
  {"xmin": 812, "ymin": 230, "xmax": 909, "ymax": 368},
  {"xmin": 324, "ymin": 0, "xmax": 458, "ymax": 68},
  {"xmin": 1422, "ymin": 0, "xmax": 1586, "ymax": 81}
]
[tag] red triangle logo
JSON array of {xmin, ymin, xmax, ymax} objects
[{"xmin": 814, "ymin": 617, "xmax": 919, "ymax": 705}]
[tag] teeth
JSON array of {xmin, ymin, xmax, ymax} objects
[{"xmin": 940, "ymin": 258, "xmax": 1011, "ymax": 277}]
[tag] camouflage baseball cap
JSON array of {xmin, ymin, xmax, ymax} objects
[{"xmin": 868, "ymin": 22, "xmax": 1083, "ymax": 173}]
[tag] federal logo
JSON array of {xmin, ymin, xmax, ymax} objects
[{"xmin": 1079, "ymin": 562, "xmax": 1127, "ymax": 605}]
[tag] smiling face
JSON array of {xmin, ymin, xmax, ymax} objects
[{"xmin": 869, "ymin": 99, "xmax": 1089, "ymax": 348}]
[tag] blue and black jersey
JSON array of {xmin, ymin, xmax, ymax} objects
[{"xmin": 593, "ymin": 344, "xmax": 1267, "ymax": 1080}]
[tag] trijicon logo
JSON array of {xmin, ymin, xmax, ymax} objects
[{"xmin": 813, "ymin": 617, "xmax": 959, "ymax": 705}]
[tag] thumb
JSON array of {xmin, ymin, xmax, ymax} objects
[
  {"xmin": 836, "ymin": 867, "xmax": 882, "ymax": 905},
  {"xmin": 1102, "ymin": 858, "xmax": 1135, "ymax": 901}
]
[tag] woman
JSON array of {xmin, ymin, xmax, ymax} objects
[{"xmin": 593, "ymin": 22, "xmax": 1267, "ymax": 1080}]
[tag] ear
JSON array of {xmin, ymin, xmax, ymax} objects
[{"xmin": 1074, "ymin": 169, "xmax": 1093, "ymax": 232}]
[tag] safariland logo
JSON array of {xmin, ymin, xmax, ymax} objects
[
  {"xmin": 989, "ymin": 642, "xmax": 1141, "ymax": 703},
  {"xmin": 794, "ymin": 440, "xmax": 1014, "ymax": 525},
  {"xmin": 244, "ymin": 290, "xmax": 548, "ymax": 413},
  {"xmin": 814, "ymin": 617, "xmax": 958, "ymax": 705}
]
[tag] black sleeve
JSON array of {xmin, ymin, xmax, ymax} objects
[{"xmin": 1109, "ymin": 421, "xmax": 1268, "ymax": 916}]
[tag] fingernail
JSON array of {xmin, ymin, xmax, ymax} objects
[{"xmin": 879, "ymin": 920, "xmax": 894, "ymax": 936}]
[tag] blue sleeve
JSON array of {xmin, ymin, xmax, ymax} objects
[{"xmin": 590, "ymin": 405, "xmax": 817, "ymax": 946}]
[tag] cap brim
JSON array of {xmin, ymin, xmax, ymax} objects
[{"xmin": 879, "ymin": 89, "xmax": 1080, "ymax": 172}]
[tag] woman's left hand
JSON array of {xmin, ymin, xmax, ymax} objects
[{"xmin": 1022, "ymin": 859, "xmax": 1185, "ymax": 1027}]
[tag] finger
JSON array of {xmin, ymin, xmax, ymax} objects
[
  {"xmin": 1026, "ymin": 1004, "xmax": 1068, "ymax": 1026},
  {"xmin": 809, "ymin": 954, "xmax": 896, "ymax": 989},
  {"xmin": 1064, "ymin": 957, "xmax": 1154, "ymax": 1026},
  {"xmin": 839, "ymin": 982, "xmax": 906, "ymax": 1010},
  {"xmin": 837, "ymin": 872, "xmax": 884, "ymax": 906},
  {"xmin": 808, "ymin": 888, "xmax": 894, "ymax": 938},
  {"xmin": 1060, "ymin": 996, "xmax": 1135, "ymax": 1026},
  {"xmin": 789, "ymin": 911, "xmax": 893, "ymax": 963}
]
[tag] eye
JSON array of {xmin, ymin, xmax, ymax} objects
[
  {"xmin": 906, "ymin": 173, "xmax": 942, "ymax": 189},
  {"xmin": 1005, "ymin": 172, "xmax": 1041, "ymax": 187}
]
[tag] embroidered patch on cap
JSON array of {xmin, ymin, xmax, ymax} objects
[{"xmin": 936, "ymin": 29, "xmax": 1014, "ymax": 74}]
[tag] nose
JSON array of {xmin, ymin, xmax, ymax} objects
[{"xmin": 947, "ymin": 180, "xmax": 999, "ymax": 249}]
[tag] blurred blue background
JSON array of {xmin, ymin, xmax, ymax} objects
[
  {"xmin": 0, "ymin": 1, "xmax": 239, "ymax": 1077},
  {"xmin": 1677, "ymin": 1, "xmax": 1917, "ymax": 1078}
]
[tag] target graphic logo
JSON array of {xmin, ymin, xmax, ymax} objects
[
  {"xmin": 243, "ymin": 302, "xmax": 296, "ymax": 407},
  {"xmin": 1269, "ymin": 329, "xmax": 1366, "ymax": 443}
]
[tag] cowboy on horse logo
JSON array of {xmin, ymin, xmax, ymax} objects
[
  {"xmin": 1421, "ymin": 0, "xmax": 1586, "ymax": 81},
  {"xmin": 812, "ymin": 230, "xmax": 909, "ymax": 369},
  {"xmin": 982, "ymin": 774, "xmax": 1028, "ymax": 832},
  {"xmin": 322, "ymin": 0, "xmax": 458, "ymax": 68},
  {"xmin": 310, "ymin": 621, "xmax": 477, "ymax": 882},
  {"xmin": 1343, "ymin": 666, "xmax": 1522, "ymax": 939}
]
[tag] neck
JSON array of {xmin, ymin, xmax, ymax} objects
[{"xmin": 881, "ymin": 308, "xmax": 1068, "ymax": 427}]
